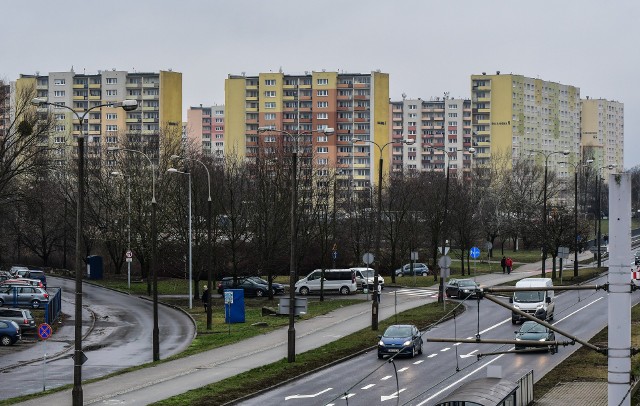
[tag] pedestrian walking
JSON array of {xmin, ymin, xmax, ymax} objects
[
  {"xmin": 376, "ymin": 283, "xmax": 382, "ymax": 303},
  {"xmin": 501, "ymin": 256, "xmax": 506, "ymax": 274},
  {"xmin": 201, "ymin": 285, "xmax": 210, "ymax": 311},
  {"xmin": 506, "ymin": 257, "xmax": 513, "ymax": 274}
]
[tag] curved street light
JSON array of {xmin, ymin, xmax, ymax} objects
[
  {"xmin": 167, "ymin": 168, "xmax": 193, "ymax": 309},
  {"xmin": 110, "ymin": 171, "xmax": 132, "ymax": 289},
  {"xmin": 352, "ymin": 137, "xmax": 415, "ymax": 330},
  {"xmin": 527, "ymin": 149, "xmax": 570, "ymax": 277},
  {"xmin": 257, "ymin": 126, "xmax": 334, "ymax": 362},
  {"xmin": 31, "ymin": 97, "xmax": 137, "ymax": 406},
  {"xmin": 106, "ymin": 146, "xmax": 159, "ymax": 362},
  {"xmin": 171, "ymin": 155, "xmax": 214, "ymax": 329},
  {"xmin": 596, "ymin": 164, "xmax": 616, "ymax": 267}
]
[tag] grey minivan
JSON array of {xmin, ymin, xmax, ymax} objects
[{"xmin": 0, "ymin": 285, "xmax": 49, "ymax": 308}]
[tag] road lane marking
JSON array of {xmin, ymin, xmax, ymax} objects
[
  {"xmin": 361, "ymin": 384, "xmax": 375, "ymax": 390},
  {"xmin": 440, "ymin": 347, "xmax": 450, "ymax": 352},
  {"xmin": 398, "ymin": 367, "xmax": 409, "ymax": 372},
  {"xmin": 285, "ymin": 387, "xmax": 332, "ymax": 400},
  {"xmin": 381, "ymin": 375, "xmax": 392, "ymax": 380},
  {"xmin": 553, "ymin": 297, "xmax": 604, "ymax": 325},
  {"xmin": 381, "ymin": 388, "xmax": 406, "ymax": 402},
  {"xmin": 340, "ymin": 393, "xmax": 355, "ymax": 399},
  {"xmin": 413, "ymin": 360, "xmax": 424, "ymax": 364},
  {"xmin": 428, "ymin": 353, "xmax": 437, "ymax": 358},
  {"xmin": 459, "ymin": 350, "xmax": 478, "ymax": 358}
]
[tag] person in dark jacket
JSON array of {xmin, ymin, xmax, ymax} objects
[
  {"xmin": 501, "ymin": 256, "xmax": 507, "ymax": 274},
  {"xmin": 201, "ymin": 285, "xmax": 210, "ymax": 311}
]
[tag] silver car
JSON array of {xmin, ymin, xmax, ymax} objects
[{"xmin": 0, "ymin": 285, "xmax": 49, "ymax": 309}]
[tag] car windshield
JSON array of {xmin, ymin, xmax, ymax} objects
[
  {"xmin": 513, "ymin": 291, "xmax": 545, "ymax": 303},
  {"xmin": 384, "ymin": 326, "xmax": 412, "ymax": 338},
  {"xmin": 520, "ymin": 322, "xmax": 547, "ymax": 334},
  {"xmin": 360, "ymin": 270, "xmax": 374, "ymax": 278},
  {"xmin": 458, "ymin": 280, "xmax": 476, "ymax": 287}
]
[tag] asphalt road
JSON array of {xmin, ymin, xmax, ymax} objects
[{"xmin": 0, "ymin": 276, "xmax": 195, "ymax": 400}]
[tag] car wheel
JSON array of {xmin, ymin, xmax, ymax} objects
[
  {"xmin": 410, "ymin": 345, "xmax": 416, "ymax": 358},
  {"xmin": 340, "ymin": 286, "xmax": 350, "ymax": 295},
  {"xmin": 256, "ymin": 289, "xmax": 265, "ymax": 297},
  {"xmin": 299, "ymin": 287, "xmax": 310, "ymax": 296},
  {"xmin": 421, "ymin": 272, "xmax": 428, "ymax": 276},
  {"xmin": 378, "ymin": 353, "xmax": 384, "ymax": 359},
  {"xmin": 445, "ymin": 291, "xmax": 451, "ymax": 298},
  {"xmin": 0, "ymin": 335, "xmax": 11, "ymax": 346},
  {"xmin": 31, "ymin": 300, "xmax": 41, "ymax": 309},
  {"xmin": 511, "ymin": 318, "xmax": 517, "ymax": 325},
  {"xmin": 0, "ymin": 298, "xmax": 4, "ymax": 307},
  {"xmin": 418, "ymin": 341, "xmax": 423, "ymax": 354}
]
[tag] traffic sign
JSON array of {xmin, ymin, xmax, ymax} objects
[
  {"xmin": 470, "ymin": 246, "xmax": 480, "ymax": 259},
  {"xmin": 438, "ymin": 255, "xmax": 452, "ymax": 269},
  {"xmin": 38, "ymin": 323, "xmax": 52, "ymax": 340},
  {"xmin": 362, "ymin": 252, "xmax": 374, "ymax": 265},
  {"xmin": 126, "ymin": 250, "xmax": 133, "ymax": 259},
  {"xmin": 485, "ymin": 241, "xmax": 493, "ymax": 251},
  {"xmin": 72, "ymin": 350, "xmax": 88, "ymax": 365},
  {"xmin": 224, "ymin": 291, "xmax": 234, "ymax": 304},
  {"xmin": 332, "ymin": 250, "xmax": 338, "ymax": 260}
]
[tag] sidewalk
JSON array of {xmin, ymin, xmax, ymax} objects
[{"xmin": 13, "ymin": 251, "xmax": 596, "ymax": 405}]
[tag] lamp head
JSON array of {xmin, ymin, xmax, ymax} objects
[
  {"xmin": 167, "ymin": 168, "xmax": 178, "ymax": 173},
  {"xmin": 608, "ymin": 164, "xmax": 615, "ymax": 169},
  {"xmin": 468, "ymin": 147, "xmax": 476, "ymax": 154},
  {"xmin": 110, "ymin": 171, "xmax": 121, "ymax": 176},
  {"xmin": 403, "ymin": 139, "xmax": 415, "ymax": 146},
  {"xmin": 112, "ymin": 99, "xmax": 138, "ymax": 111},
  {"xmin": 323, "ymin": 127, "xmax": 335, "ymax": 135},
  {"xmin": 106, "ymin": 147, "xmax": 120, "ymax": 152},
  {"xmin": 31, "ymin": 98, "xmax": 47, "ymax": 106},
  {"xmin": 585, "ymin": 159, "xmax": 594, "ymax": 164},
  {"xmin": 170, "ymin": 154, "xmax": 182, "ymax": 160},
  {"xmin": 562, "ymin": 150, "xmax": 570, "ymax": 156},
  {"xmin": 351, "ymin": 138, "xmax": 361, "ymax": 143}
]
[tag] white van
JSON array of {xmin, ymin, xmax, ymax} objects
[
  {"xmin": 351, "ymin": 267, "xmax": 384, "ymax": 291},
  {"xmin": 510, "ymin": 277, "xmax": 555, "ymax": 324},
  {"xmin": 295, "ymin": 269, "xmax": 357, "ymax": 296}
]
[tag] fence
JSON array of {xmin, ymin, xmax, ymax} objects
[{"xmin": 44, "ymin": 287, "xmax": 62, "ymax": 324}]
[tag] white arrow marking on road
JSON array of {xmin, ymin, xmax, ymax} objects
[
  {"xmin": 381, "ymin": 388, "xmax": 406, "ymax": 402},
  {"xmin": 428, "ymin": 353, "xmax": 437, "ymax": 358},
  {"xmin": 381, "ymin": 375, "xmax": 392, "ymax": 381},
  {"xmin": 397, "ymin": 367, "xmax": 409, "ymax": 372},
  {"xmin": 413, "ymin": 360, "xmax": 424, "ymax": 365},
  {"xmin": 460, "ymin": 349, "xmax": 478, "ymax": 358},
  {"xmin": 440, "ymin": 347, "xmax": 451, "ymax": 352},
  {"xmin": 285, "ymin": 387, "xmax": 332, "ymax": 400},
  {"xmin": 361, "ymin": 384, "xmax": 375, "ymax": 390}
]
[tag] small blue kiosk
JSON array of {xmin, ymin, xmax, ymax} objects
[{"xmin": 224, "ymin": 289, "xmax": 245, "ymax": 323}]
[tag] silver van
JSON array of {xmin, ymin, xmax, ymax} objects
[
  {"xmin": 351, "ymin": 267, "xmax": 384, "ymax": 291},
  {"xmin": 295, "ymin": 269, "xmax": 357, "ymax": 296}
]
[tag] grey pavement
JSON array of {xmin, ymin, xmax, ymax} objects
[{"xmin": 12, "ymin": 251, "xmax": 597, "ymax": 405}]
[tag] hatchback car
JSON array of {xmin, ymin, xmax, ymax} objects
[
  {"xmin": 395, "ymin": 263, "xmax": 430, "ymax": 277},
  {"xmin": 377, "ymin": 324, "xmax": 423, "ymax": 359},
  {"xmin": 514, "ymin": 321, "xmax": 556, "ymax": 351},
  {"xmin": 1, "ymin": 278, "xmax": 44, "ymax": 288},
  {"xmin": 445, "ymin": 278, "xmax": 483, "ymax": 299},
  {"xmin": 0, "ymin": 319, "xmax": 21, "ymax": 346},
  {"xmin": 0, "ymin": 308, "xmax": 35, "ymax": 332},
  {"xmin": 217, "ymin": 277, "xmax": 271, "ymax": 297},
  {"xmin": 248, "ymin": 277, "xmax": 285, "ymax": 295},
  {"xmin": 0, "ymin": 285, "xmax": 50, "ymax": 308}
]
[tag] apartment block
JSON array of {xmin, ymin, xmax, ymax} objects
[
  {"xmin": 580, "ymin": 97, "xmax": 624, "ymax": 179},
  {"xmin": 186, "ymin": 104, "xmax": 225, "ymax": 160},
  {"xmin": 390, "ymin": 97, "xmax": 473, "ymax": 176},
  {"xmin": 470, "ymin": 72, "xmax": 582, "ymax": 179},
  {"xmin": 17, "ymin": 69, "xmax": 181, "ymax": 165},
  {"xmin": 225, "ymin": 70, "xmax": 389, "ymax": 191}
]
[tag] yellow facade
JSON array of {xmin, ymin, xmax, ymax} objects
[
  {"xmin": 160, "ymin": 71, "xmax": 182, "ymax": 127},
  {"xmin": 224, "ymin": 76, "xmax": 248, "ymax": 156},
  {"xmin": 372, "ymin": 72, "xmax": 390, "ymax": 180}
]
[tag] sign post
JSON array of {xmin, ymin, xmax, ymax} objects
[
  {"xmin": 38, "ymin": 323, "xmax": 52, "ymax": 391},
  {"xmin": 362, "ymin": 253, "xmax": 374, "ymax": 299},
  {"xmin": 411, "ymin": 251, "xmax": 419, "ymax": 286},
  {"xmin": 224, "ymin": 291, "xmax": 233, "ymax": 335},
  {"xmin": 125, "ymin": 250, "xmax": 133, "ymax": 289},
  {"xmin": 470, "ymin": 247, "xmax": 481, "ymax": 280},
  {"xmin": 438, "ymin": 255, "xmax": 452, "ymax": 310}
]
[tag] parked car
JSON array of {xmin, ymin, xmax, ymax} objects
[
  {"xmin": 635, "ymin": 251, "xmax": 640, "ymax": 265},
  {"xmin": 20, "ymin": 270, "xmax": 47, "ymax": 288},
  {"xmin": 445, "ymin": 278, "xmax": 483, "ymax": 299},
  {"xmin": 295, "ymin": 269, "xmax": 357, "ymax": 296},
  {"xmin": 395, "ymin": 263, "xmax": 430, "ymax": 277},
  {"xmin": 217, "ymin": 277, "xmax": 272, "ymax": 297},
  {"xmin": 247, "ymin": 277, "xmax": 285, "ymax": 295},
  {"xmin": 514, "ymin": 321, "xmax": 556, "ymax": 351},
  {"xmin": 1, "ymin": 278, "xmax": 44, "ymax": 289},
  {"xmin": 0, "ymin": 308, "xmax": 35, "ymax": 332},
  {"xmin": 8, "ymin": 266, "xmax": 29, "ymax": 277},
  {"xmin": 0, "ymin": 319, "xmax": 21, "ymax": 346},
  {"xmin": 0, "ymin": 271, "xmax": 10, "ymax": 282},
  {"xmin": 377, "ymin": 324, "xmax": 423, "ymax": 359},
  {"xmin": 351, "ymin": 267, "xmax": 384, "ymax": 291},
  {"xmin": 0, "ymin": 285, "xmax": 50, "ymax": 308}
]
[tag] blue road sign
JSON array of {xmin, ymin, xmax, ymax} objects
[
  {"xmin": 470, "ymin": 246, "xmax": 480, "ymax": 259},
  {"xmin": 38, "ymin": 323, "xmax": 52, "ymax": 340},
  {"xmin": 332, "ymin": 250, "xmax": 338, "ymax": 260}
]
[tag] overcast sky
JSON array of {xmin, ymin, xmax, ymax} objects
[{"xmin": 4, "ymin": 0, "xmax": 637, "ymax": 167}]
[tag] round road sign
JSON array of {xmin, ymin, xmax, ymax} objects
[
  {"xmin": 438, "ymin": 255, "xmax": 452, "ymax": 269},
  {"xmin": 38, "ymin": 323, "xmax": 52, "ymax": 340},
  {"xmin": 470, "ymin": 246, "xmax": 480, "ymax": 259},
  {"xmin": 362, "ymin": 252, "xmax": 374, "ymax": 265},
  {"xmin": 126, "ymin": 250, "xmax": 133, "ymax": 259}
]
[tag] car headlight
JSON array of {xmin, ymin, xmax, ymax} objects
[
  {"xmin": 463, "ymin": 289, "xmax": 470, "ymax": 293},
  {"xmin": 403, "ymin": 340, "xmax": 412, "ymax": 346},
  {"xmin": 536, "ymin": 304, "xmax": 544, "ymax": 310},
  {"xmin": 513, "ymin": 304, "xmax": 520, "ymax": 310},
  {"xmin": 379, "ymin": 340, "xmax": 385, "ymax": 346},
  {"xmin": 539, "ymin": 338, "xmax": 547, "ymax": 341},
  {"xmin": 515, "ymin": 337, "xmax": 521, "ymax": 341}
]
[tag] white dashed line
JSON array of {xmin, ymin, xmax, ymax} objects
[
  {"xmin": 381, "ymin": 375, "xmax": 393, "ymax": 381},
  {"xmin": 361, "ymin": 384, "xmax": 375, "ymax": 390},
  {"xmin": 413, "ymin": 360, "xmax": 424, "ymax": 364},
  {"xmin": 441, "ymin": 347, "xmax": 451, "ymax": 352},
  {"xmin": 428, "ymin": 353, "xmax": 437, "ymax": 358},
  {"xmin": 398, "ymin": 367, "xmax": 409, "ymax": 372}
]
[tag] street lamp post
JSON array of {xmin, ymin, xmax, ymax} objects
[
  {"xmin": 560, "ymin": 159, "xmax": 593, "ymax": 277},
  {"xmin": 528, "ymin": 149, "xmax": 570, "ymax": 277},
  {"xmin": 596, "ymin": 164, "xmax": 616, "ymax": 267},
  {"xmin": 171, "ymin": 156, "xmax": 213, "ymax": 329},
  {"xmin": 31, "ymin": 98, "xmax": 137, "ymax": 406},
  {"xmin": 257, "ymin": 126, "xmax": 334, "ymax": 362},
  {"xmin": 111, "ymin": 171, "xmax": 132, "ymax": 289},
  {"xmin": 352, "ymin": 137, "xmax": 415, "ymax": 330},
  {"xmin": 167, "ymin": 168, "xmax": 193, "ymax": 308},
  {"xmin": 107, "ymin": 146, "xmax": 159, "ymax": 361}
]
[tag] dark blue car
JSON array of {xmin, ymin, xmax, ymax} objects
[
  {"xmin": 0, "ymin": 319, "xmax": 21, "ymax": 346},
  {"xmin": 378, "ymin": 324, "xmax": 423, "ymax": 359}
]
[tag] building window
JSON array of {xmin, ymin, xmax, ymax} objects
[
  {"xmin": 55, "ymin": 125, "xmax": 66, "ymax": 132},
  {"xmin": 106, "ymin": 136, "xmax": 118, "ymax": 143},
  {"xmin": 264, "ymin": 91, "xmax": 276, "ymax": 98},
  {"xmin": 106, "ymin": 125, "xmax": 118, "ymax": 131},
  {"xmin": 317, "ymin": 78, "xmax": 328, "ymax": 85},
  {"xmin": 106, "ymin": 89, "xmax": 117, "ymax": 96},
  {"xmin": 54, "ymin": 91, "xmax": 65, "ymax": 97},
  {"xmin": 54, "ymin": 136, "xmax": 66, "ymax": 143},
  {"xmin": 317, "ymin": 90, "xmax": 328, "ymax": 96},
  {"xmin": 317, "ymin": 146, "xmax": 328, "ymax": 153},
  {"xmin": 317, "ymin": 135, "xmax": 328, "ymax": 142},
  {"xmin": 215, "ymin": 110, "xmax": 224, "ymax": 115},
  {"xmin": 106, "ymin": 113, "xmax": 118, "ymax": 120},
  {"xmin": 264, "ymin": 135, "xmax": 276, "ymax": 142},
  {"xmin": 264, "ymin": 113, "xmax": 276, "ymax": 120},
  {"xmin": 215, "ymin": 118, "xmax": 223, "ymax": 123},
  {"xmin": 318, "ymin": 158, "xmax": 328, "ymax": 165},
  {"xmin": 105, "ymin": 78, "xmax": 118, "ymax": 84},
  {"xmin": 265, "ymin": 102, "xmax": 276, "ymax": 109},
  {"xmin": 317, "ymin": 101, "xmax": 328, "ymax": 108},
  {"xmin": 54, "ymin": 79, "xmax": 66, "ymax": 85},
  {"xmin": 317, "ymin": 113, "xmax": 328, "ymax": 119},
  {"xmin": 409, "ymin": 105, "xmax": 417, "ymax": 110},
  {"xmin": 265, "ymin": 79, "xmax": 276, "ymax": 86}
]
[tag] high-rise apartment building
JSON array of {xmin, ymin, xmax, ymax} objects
[
  {"xmin": 224, "ymin": 71, "xmax": 389, "ymax": 190},
  {"xmin": 186, "ymin": 104, "xmax": 225, "ymax": 160},
  {"xmin": 17, "ymin": 69, "xmax": 181, "ymax": 164},
  {"xmin": 390, "ymin": 97, "xmax": 473, "ymax": 176},
  {"xmin": 470, "ymin": 72, "xmax": 582, "ymax": 179},
  {"xmin": 580, "ymin": 97, "xmax": 624, "ymax": 179}
]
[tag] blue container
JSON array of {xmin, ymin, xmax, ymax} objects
[
  {"xmin": 86, "ymin": 255, "xmax": 103, "ymax": 280},
  {"xmin": 224, "ymin": 289, "xmax": 245, "ymax": 323}
]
